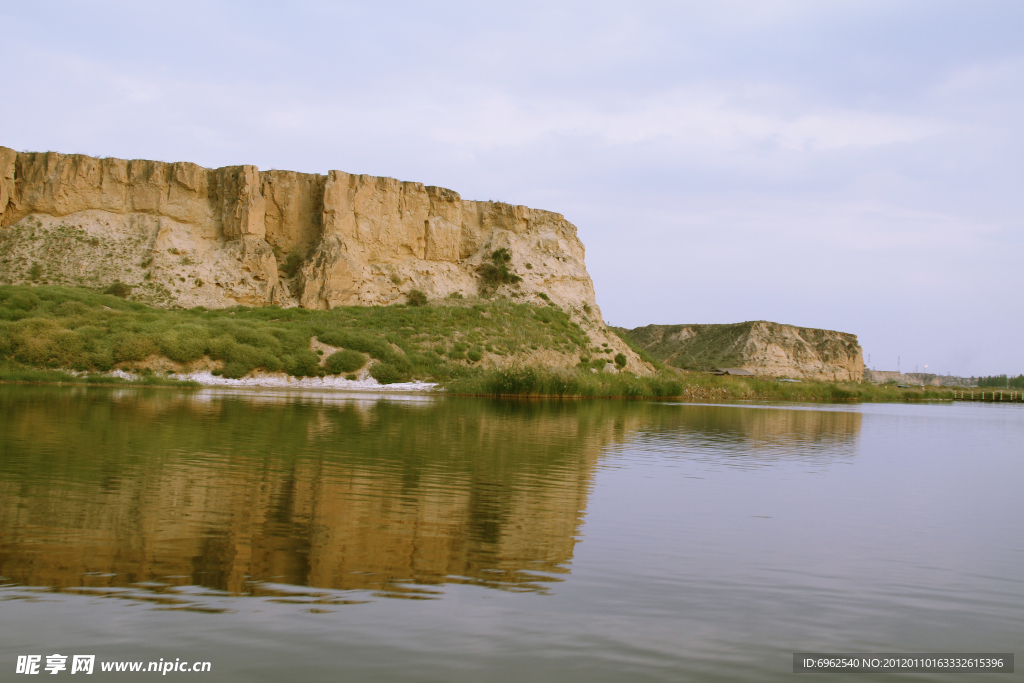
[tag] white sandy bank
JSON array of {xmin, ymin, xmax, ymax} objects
[{"xmin": 106, "ymin": 369, "xmax": 439, "ymax": 392}]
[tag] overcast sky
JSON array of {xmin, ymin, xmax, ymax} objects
[{"xmin": 3, "ymin": 1, "xmax": 1021, "ymax": 376}]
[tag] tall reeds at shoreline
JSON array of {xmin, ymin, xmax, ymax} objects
[{"xmin": 445, "ymin": 367, "xmax": 959, "ymax": 402}]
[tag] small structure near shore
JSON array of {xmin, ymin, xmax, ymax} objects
[{"xmin": 714, "ymin": 368, "xmax": 754, "ymax": 376}]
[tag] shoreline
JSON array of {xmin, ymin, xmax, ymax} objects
[{"xmin": 156, "ymin": 370, "xmax": 439, "ymax": 392}]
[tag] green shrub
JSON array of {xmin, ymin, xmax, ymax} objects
[
  {"xmin": 53, "ymin": 300, "xmax": 89, "ymax": 317},
  {"xmin": 283, "ymin": 350, "xmax": 321, "ymax": 377},
  {"xmin": 105, "ymin": 282, "xmax": 132, "ymax": 298},
  {"xmin": 51, "ymin": 330, "xmax": 86, "ymax": 366},
  {"xmin": 90, "ymin": 349, "xmax": 114, "ymax": 371},
  {"xmin": 534, "ymin": 308, "xmax": 554, "ymax": 324},
  {"xmin": 614, "ymin": 353, "xmax": 627, "ymax": 369},
  {"xmin": 325, "ymin": 349, "xmax": 366, "ymax": 374},
  {"xmin": 158, "ymin": 326, "xmax": 209, "ymax": 363},
  {"xmin": 370, "ymin": 362, "xmax": 405, "ymax": 384},
  {"xmin": 283, "ymin": 251, "xmax": 303, "ymax": 278},
  {"xmin": 28, "ymin": 263, "xmax": 43, "ymax": 281},
  {"xmin": 407, "ymin": 289, "xmax": 428, "ymax": 307},
  {"xmin": 222, "ymin": 361, "xmax": 250, "ymax": 379},
  {"xmin": 8, "ymin": 292, "xmax": 40, "ymax": 311},
  {"xmin": 318, "ymin": 330, "xmax": 392, "ymax": 361},
  {"xmin": 478, "ymin": 248, "xmax": 522, "ymax": 291},
  {"xmin": 467, "ymin": 347, "xmax": 483, "ymax": 362},
  {"xmin": 111, "ymin": 334, "xmax": 157, "ymax": 363}
]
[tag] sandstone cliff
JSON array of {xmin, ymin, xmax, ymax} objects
[
  {"xmin": 0, "ymin": 147, "xmax": 598, "ymax": 312},
  {"xmin": 625, "ymin": 320, "xmax": 864, "ymax": 381},
  {"xmin": 0, "ymin": 147, "xmax": 649, "ymax": 371}
]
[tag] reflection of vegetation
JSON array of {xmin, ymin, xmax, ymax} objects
[
  {"xmin": 0, "ymin": 386, "xmax": 633, "ymax": 595},
  {"xmin": 0, "ymin": 386, "xmax": 865, "ymax": 602}
]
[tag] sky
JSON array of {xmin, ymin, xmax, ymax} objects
[{"xmin": 2, "ymin": 0, "xmax": 1021, "ymax": 376}]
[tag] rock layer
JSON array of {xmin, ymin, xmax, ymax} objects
[
  {"xmin": 626, "ymin": 320, "xmax": 864, "ymax": 381},
  {"xmin": 0, "ymin": 147, "xmax": 599, "ymax": 314},
  {"xmin": 0, "ymin": 146, "xmax": 653, "ymax": 374}
]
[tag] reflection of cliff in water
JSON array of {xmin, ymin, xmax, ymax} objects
[
  {"xmin": 627, "ymin": 403, "xmax": 863, "ymax": 467},
  {"xmin": 0, "ymin": 388, "xmax": 628, "ymax": 595},
  {"xmin": 0, "ymin": 389, "xmax": 863, "ymax": 596}
]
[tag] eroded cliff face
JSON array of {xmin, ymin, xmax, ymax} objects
[
  {"xmin": 626, "ymin": 320, "xmax": 864, "ymax": 381},
  {"xmin": 0, "ymin": 147, "xmax": 600, "ymax": 316}
]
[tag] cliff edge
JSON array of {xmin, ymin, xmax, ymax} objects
[
  {"xmin": 0, "ymin": 147, "xmax": 598, "ymax": 312},
  {"xmin": 0, "ymin": 147, "xmax": 655, "ymax": 373}
]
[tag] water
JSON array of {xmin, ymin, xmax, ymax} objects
[{"xmin": 0, "ymin": 386, "xmax": 1020, "ymax": 681}]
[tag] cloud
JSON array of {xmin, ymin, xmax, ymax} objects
[{"xmin": 2, "ymin": 0, "xmax": 1022, "ymax": 374}]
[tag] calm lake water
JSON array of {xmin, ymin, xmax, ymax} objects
[{"xmin": 1, "ymin": 386, "xmax": 1021, "ymax": 681}]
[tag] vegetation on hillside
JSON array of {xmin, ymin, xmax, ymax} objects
[
  {"xmin": 621, "ymin": 321, "xmax": 860, "ymax": 372},
  {"xmin": 0, "ymin": 285, "xmax": 589, "ymax": 384},
  {"xmin": 477, "ymin": 248, "xmax": 522, "ymax": 296},
  {"xmin": 0, "ymin": 285, "xmax": 967, "ymax": 403},
  {"xmin": 446, "ymin": 367, "xmax": 685, "ymax": 398},
  {"xmin": 446, "ymin": 367, "xmax": 958, "ymax": 402}
]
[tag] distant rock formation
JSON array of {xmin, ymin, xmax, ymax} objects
[
  {"xmin": 864, "ymin": 370, "xmax": 976, "ymax": 387},
  {"xmin": 624, "ymin": 320, "xmax": 864, "ymax": 381},
  {"xmin": 0, "ymin": 147, "xmax": 600, "ymax": 314}
]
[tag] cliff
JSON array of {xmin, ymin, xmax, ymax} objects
[
  {"xmin": 624, "ymin": 320, "xmax": 864, "ymax": 381},
  {"xmin": 863, "ymin": 370, "xmax": 976, "ymax": 387},
  {"xmin": 0, "ymin": 146, "xmax": 654, "ymax": 372},
  {"xmin": 0, "ymin": 147, "xmax": 599, "ymax": 314}
]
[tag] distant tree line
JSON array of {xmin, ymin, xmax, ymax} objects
[{"xmin": 977, "ymin": 374, "xmax": 1024, "ymax": 388}]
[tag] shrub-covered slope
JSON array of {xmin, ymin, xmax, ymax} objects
[
  {"xmin": 0, "ymin": 285, "xmax": 598, "ymax": 383},
  {"xmin": 621, "ymin": 320, "xmax": 863, "ymax": 381}
]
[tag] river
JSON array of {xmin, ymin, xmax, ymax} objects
[{"xmin": 0, "ymin": 386, "xmax": 1020, "ymax": 681}]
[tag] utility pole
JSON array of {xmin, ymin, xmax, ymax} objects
[{"xmin": 898, "ymin": 356, "xmax": 901, "ymax": 374}]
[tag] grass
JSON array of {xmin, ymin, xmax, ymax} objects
[
  {"xmin": 445, "ymin": 366, "xmax": 959, "ymax": 402},
  {"xmin": 0, "ymin": 284, "xmax": 590, "ymax": 384},
  {"xmin": 658, "ymin": 372, "xmax": 958, "ymax": 402},
  {"xmin": 619, "ymin": 321, "xmax": 860, "ymax": 373},
  {"xmin": 446, "ymin": 367, "xmax": 685, "ymax": 398},
  {"xmin": 0, "ymin": 362, "xmax": 200, "ymax": 387},
  {"xmin": 0, "ymin": 285, "xmax": 963, "ymax": 402}
]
